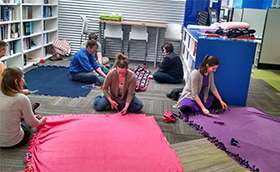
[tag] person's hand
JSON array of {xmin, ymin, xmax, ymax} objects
[
  {"xmin": 39, "ymin": 117, "xmax": 47, "ymax": 126},
  {"xmin": 120, "ymin": 106, "xmax": 128, "ymax": 115},
  {"xmin": 21, "ymin": 89, "xmax": 31, "ymax": 95},
  {"xmin": 207, "ymin": 113, "xmax": 220, "ymax": 118},
  {"xmin": 35, "ymin": 114, "xmax": 42, "ymax": 120},
  {"xmin": 109, "ymin": 99, "xmax": 118, "ymax": 110},
  {"xmin": 202, "ymin": 108, "xmax": 210, "ymax": 115},
  {"xmin": 220, "ymin": 100, "xmax": 228, "ymax": 110}
]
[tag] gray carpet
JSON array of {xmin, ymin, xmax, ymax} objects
[{"xmin": 1, "ymin": 59, "xmax": 279, "ymax": 172}]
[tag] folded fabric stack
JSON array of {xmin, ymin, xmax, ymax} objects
[
  {"xmin": 210, "ymin": 22, "xmax": 256, "ymax": 39},
  {"xmin": 100, "ymin": 13, "xmax": 123, "ymax": 21}
]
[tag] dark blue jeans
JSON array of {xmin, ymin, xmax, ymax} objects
[
  {"xmin": 153, "ymin": 71, "xmax": 182, "ymax": 84},
  {"xmin": 93, "ymin": 95, "xmax": 143, "ymax": 113},
  {"xmin": 69, "ymin": 72, "xmax": 103, "ymax": 85}
]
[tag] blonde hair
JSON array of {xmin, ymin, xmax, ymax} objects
[
  {"xmin": 114, "ymin": 53, "xmax": 128, "ymax": 69},
  {"xmin": 1, "ymin": 67, "xmax": 23, "ymax": 96}
]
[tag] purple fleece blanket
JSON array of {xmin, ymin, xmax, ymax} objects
[{"xmin": 185, "ymin": 107, "xmax": 280, "ymax": 172}]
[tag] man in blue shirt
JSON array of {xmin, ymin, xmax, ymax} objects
[{"xmin": 69, "ymin": 40, "xmax": 107, "ymax": 85}]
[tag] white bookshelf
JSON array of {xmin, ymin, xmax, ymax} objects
[
  {"xmin": 180, "ymin": 28, "xmax": 197, "ymax": 81},
  {"xmin": 0, "ymin": 0, "xmax": 58, "ymax": 69}
]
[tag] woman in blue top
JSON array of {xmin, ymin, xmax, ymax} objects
[
  {"xmin": 69, "ymin": 40, "xmax": 107, "ymax": 85},
  {"xmin": 177, "ymin": 55, "xmax": 228, "ymax": 116}
]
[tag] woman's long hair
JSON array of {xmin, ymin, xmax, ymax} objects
[
  {"xmin": 199, "ymin": 55, "xmax": 219, "ymax": 74},
  {"xmin": 114, "ymin": 53, "xmax": 128, "ymax": 69},
  {"xmin": 1, "ymin": 67, "xmax": 23, "ymax": 96}
]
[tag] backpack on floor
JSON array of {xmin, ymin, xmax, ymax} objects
[
  {"xmin": 49, "ymin": 39, "xmax": 71, "ymax": 61},
  {"xmin": 166, "ymin": 87, "xmax": 184, "ymax": 101},
  {"xmin": 134, "ymin": 65, "xmax": 151, "ymax": 92}
]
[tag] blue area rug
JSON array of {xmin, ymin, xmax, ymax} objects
[{"xmin": 25, "ymin": 65, "xmax": 91, "ymax": 97}]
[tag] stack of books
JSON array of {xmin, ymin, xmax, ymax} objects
[
  {"xmin": 0, "ymin": 6, "xmax": 15, "ymax": 21},
  {"xmin": 43, "ymin": 6, "xmax": 53, "ymax": 18}
]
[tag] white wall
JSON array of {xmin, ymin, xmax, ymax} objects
[{"xmin": 58, "ymin": 0, "xmax": 185, "ymax": 61}]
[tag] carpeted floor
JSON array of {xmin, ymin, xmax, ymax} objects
[
  {"xmin": 252, "ymin": 69, "xmax": 280, "ymax": 94},
  {"xmin": 1, "ymin": 59, "xmax": 279, "ymax": 172}
]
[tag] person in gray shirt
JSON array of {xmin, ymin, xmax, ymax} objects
[
  {"xmin": 177, "ymin": 55, "xmax": 228, "ymax": 117},
  {"xmin": 0, "ymin": 68, "xmax": 46, "ymax": 148}
]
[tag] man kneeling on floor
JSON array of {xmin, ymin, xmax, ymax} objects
[{"xmin": 69, "ymin": 40, "xmax": 107, "ymax": 85}]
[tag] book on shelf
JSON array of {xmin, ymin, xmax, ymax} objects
[
  {"xmin": 10, "ymin": 23, "xmax": 20, "ymax": 38},
  {"xmin": 43, "ymin": 6, "xmax": 53, "ymax": 18},
  {"xmin": 23, "ymin": 21, "xmax": 33, "ymax": 35},
  {"xmin": 0, "ymin": 0, "xmax": 20, "ymax": 3},
  {"xmin": 1, "ymin": 0, "xmax": 19, "ymax": 2},
  {"xmin": 23, "ymin": 6, "xmax": 32, "ymax": 20},
  {"xmin": 43, "ymin": 33, "xmax": 48, "ymax": 44},
  {"xmin": 25, "ymin": 37, "xmax": 37, "ymax": 50},
  {"xmin": 0, "ymin": 24, "xmax": 9, "ymax": 40},
  {"xmin": 0, "ymin": 23, "xmax": 20, "ymax": 40},
  {"xmin": 8, "ymin": 40, "xmax": 19, "ymax": 55},
  {"xmin": 0, "ymin": 6, "xmax": 15, "ymax": 21}
]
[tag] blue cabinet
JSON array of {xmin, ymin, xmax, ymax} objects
[
  {"xmin": 181, "ymin": 28, "xmax": 257, "ymax": 106},
  {"xmin": 183, "ymin": 0, "xmax": 222, "ymax": 27},
  {"xmin": 233, "ymin": 0, "xmax": 272, "ymax": 9},
  {"xmin": 183, "ymin": 0, "xmax": 210, "ymax": 27}
]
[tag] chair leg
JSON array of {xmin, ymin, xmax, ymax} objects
[
  {"xmin": 127, "ymin": 40, "xmax": 130, "ymax": 58},
  {"xmin": 121, "ymin": 40, "xmax": 124, "ymax": 54},
  {"xmin": 104, "ymin": 38, "xmax": 106, "ymax": 55},
  {"xmin": 144, "ymin": 41, "xmax": 148, "ymax": 64},
  {"xmin": 80, "ymin": 34, "xmax": 83, "ymax": 47}
]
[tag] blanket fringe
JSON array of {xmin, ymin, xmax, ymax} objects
[
  {"xmin": 176, "ymin": 112, "xmax": 260, "ymax": 172},
  {"xmin": 23, "ymin": 128, "xmax": 42, "ymax": 172}
]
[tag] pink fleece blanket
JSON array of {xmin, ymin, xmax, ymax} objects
[{"xmin": 25, "ymin": 114, "xmax": 183, "ymax": 172}]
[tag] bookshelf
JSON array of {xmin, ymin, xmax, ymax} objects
[{"xmin": 0, "ymin": 0, "xmax": 58, "ymax": 69}]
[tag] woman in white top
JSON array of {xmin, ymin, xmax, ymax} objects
[{"xmin": 0, "ymin": 68, "xmax": 46, "ymax": 148}]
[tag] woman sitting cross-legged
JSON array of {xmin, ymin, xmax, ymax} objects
[
  {"xmin": 153, "ymin": 42, "xmax": 183, "ymax": 84},
  {"xmin": 94, "ymin": 53, "xmax": 143, "ymax": 115},
  {"xmin": 177, "ymin": 55, "xmax": 228, "ymax": 117},
  {"xmin": 0, "ymin": 68, "xmax": 46, "ymax": 148}
]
